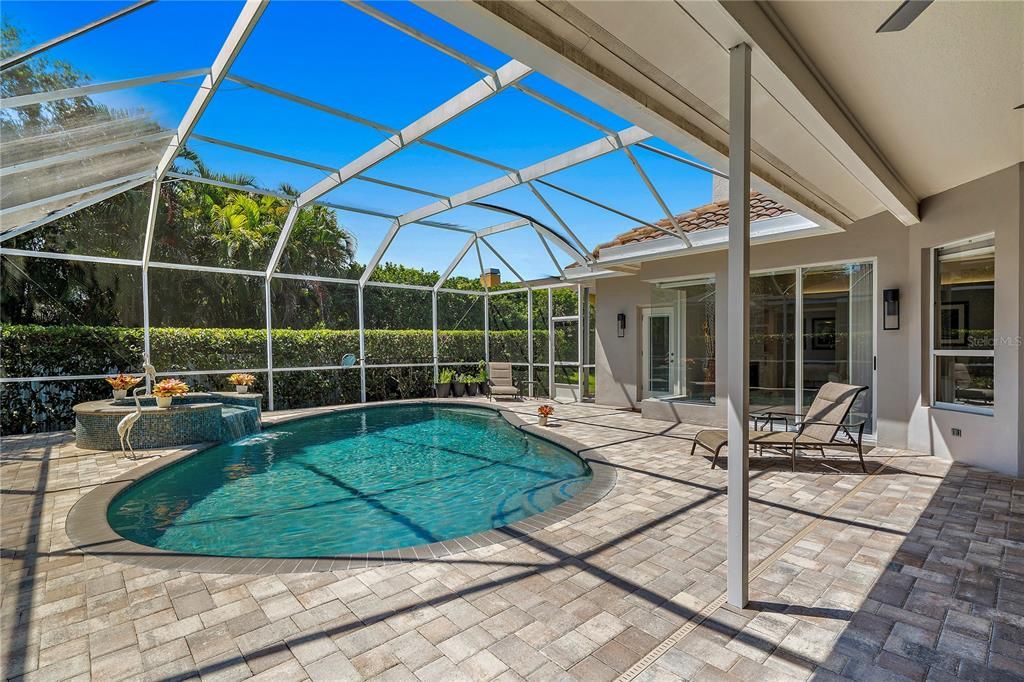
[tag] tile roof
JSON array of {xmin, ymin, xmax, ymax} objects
[{"xmin": 593, "ymin": 191, "xmax": 792, "ymax": 255}]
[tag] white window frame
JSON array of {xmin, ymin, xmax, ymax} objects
[{"xmin": 929, "ymin": 233, "xmax": 996, "ymax": 416}]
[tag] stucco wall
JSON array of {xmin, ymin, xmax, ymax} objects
[
  {"xmin": 594, "ymin": 164, "xmax": 1022, "ymax": 476},
  {"xmin": 903, "ymin": 165, "xmax": 1022, "ymax": 476}
]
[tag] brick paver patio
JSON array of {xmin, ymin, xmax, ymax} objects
[{"xmin": 2, "ymin": 400, "xmax": 1021, "ymax": 681}]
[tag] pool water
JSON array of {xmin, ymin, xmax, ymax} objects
[{"xmin": 108, "ymin": 405, "xmax": 591, "ymax": 557}]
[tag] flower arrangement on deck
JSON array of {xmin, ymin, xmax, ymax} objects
[
  {"xmin": 227, "ymin": 373, "xmax": 257, "ymax": 393},
  {"xmin": 105, "ymin": 373, "xmax": 141, "ymax": 398},
  {"xmin": 537, "ymin": 404, "xmax": 554, "ymax": 426}
]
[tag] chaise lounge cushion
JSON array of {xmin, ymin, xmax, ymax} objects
[
  {"xmin": 489, "ymin": 385, "xmax": 519, "ymax": 396},
  {"xmin": 694, "ymin": 429, "xmax": 799, "ymax": 454}
]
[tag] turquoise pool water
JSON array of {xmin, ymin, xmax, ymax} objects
[{"xmin": 108, "ymin": 404, "xmax": 591, "ymax": 557}]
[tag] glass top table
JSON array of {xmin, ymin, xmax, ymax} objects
[{"xmin": 751, "ymin": 405, "xmax": 869, "ymax": 431}]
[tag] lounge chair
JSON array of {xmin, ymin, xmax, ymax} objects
[
  {"xmin": 486, "ymin": 362, "xmax": 521, "ymax": 401},
  {"xmin": 691, "ymin": 382, "xmax": 869, "ymax": 472}
]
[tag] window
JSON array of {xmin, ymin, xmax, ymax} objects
[{"xmin": 932, "ymin": 236, "xmax": 995, "ymax": 412}]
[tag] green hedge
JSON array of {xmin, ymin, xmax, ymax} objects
[{"xmin": 1, "ymin": 324, "xmax": 555, "ymax": 434}]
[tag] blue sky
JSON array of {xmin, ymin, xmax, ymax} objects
[{"xmin": 5, "ymin": 0, "xmax": 714, "ymax": 279}]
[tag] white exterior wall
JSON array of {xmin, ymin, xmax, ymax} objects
[{"xmin": 595, "ymin": 164, "xmax": 1023, "ymax": 476}]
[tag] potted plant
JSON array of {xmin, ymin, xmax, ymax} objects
[
  {"xmin": 227, "ymin": 373, "xmax": 256, "ymax": 394},
  {"xmin": 537, "ymin": 404, "xmax": 554, "ymax": 426},
  {"xmin": 105, "ymin": 373, "xmax": 141, "ymax": 400},
  {"xmin": 153, "ymin": 378, "xmax": 189, "ymax": 408},
  {"xmin": 452, "ymin": 372, "xmax": 467, "ymax": 397},
  {"xmin": 463, "ymin": 372, "xmax": 479, "ymax": 397},
  {"xmin": 436, "ymin": 368, "xmax": 454, "ymax": 398}
]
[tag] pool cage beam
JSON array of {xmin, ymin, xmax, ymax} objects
[
  {"xmin": 396, "ymin": 127, "xmax": 655, "ymax": 238},
  {"xmin": 2, "ymin": 68, "xmax": 210, "ymax": 109},
  {"xmin": 264, "ymin": 58, "xmax": 533, "ymax": 281},
  {"xmin": 4, "ymin": 0, "xmax": 616, "ymax": 410},
  {"xmin": 181, "ymin": 72, "xmax": 706, "ymax": 269},
  {"xmin": 0, "ymin": 0, "xmax": 155, "ymax": 71},
  {"xmin": 0, "ymin": 172, "xmax": 154, "ymax": 243},
  {"xmin": 622, "ymin": 146, "xmax": 692, "ymax": 245},
  {"xmin": 138, "ymin": 0, "xmax": 268, "ymax": 385}
]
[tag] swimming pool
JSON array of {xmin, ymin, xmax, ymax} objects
[{"xmin": 107, "ymin": 404, "xmax": 592, "ymax": 557}]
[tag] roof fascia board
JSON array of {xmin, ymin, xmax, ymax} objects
[
  {"xmin": 415, "ymin": 0, "xmax": 851, "ymax": 233},
  {"xmin": 686, "ymin": 0, "xmax": 919, "ymax": 225}
]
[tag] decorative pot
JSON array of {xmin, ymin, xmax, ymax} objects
[
  {"xmin": 452, "ymin": 381, "xmax": 466, "ymax": 397},
  {"xmin": 466, "ymin": 382, "xmax": 478, "ymax": 397},
  {"xmin": 478, "ymin": 381, "xmax": 489, "ymax": 396},
  {"xmin": 235, "ymin": 385, "xmax": 249, "ymax": 394},
  {"xmin": 156, "ymin": 395, "xmax": 173, "ymax": 408},
  {"xmin": 435, "ymin": 382, "xmax": 451, "ymax": 398},
  {"xmin": 538, "ymin": 415, "xmax": 549, "ymax": 427},
  {"xmin": 112, "ymin": 389, "xmax": 127, "ymax": 400}
]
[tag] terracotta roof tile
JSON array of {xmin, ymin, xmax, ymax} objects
[{"xmin": 593, "ymin": 192, "xmax": 792, "ymax": 255}]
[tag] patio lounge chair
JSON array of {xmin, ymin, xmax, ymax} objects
[
  {"xmin": 690, "ymin": 382, "xmax": 869, "ymax": 472},
  {"xmin": 487, "ymin": 362, "xmax": 521, "ymax": 401}
]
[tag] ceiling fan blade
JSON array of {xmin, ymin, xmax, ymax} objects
[
  {"xmin": 1015, "ymin": 104, "xmax": 1024, "ymax": 110},
  {"xmin": 877, "ymin": 0, "xmax": 934, "ymax": 33}
]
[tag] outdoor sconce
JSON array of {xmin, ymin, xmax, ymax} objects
[
  {"xmin": 883, "ymin": 288, "xmax": 900, "ymax": 330},
  {"xmin": 617, "ymin": 313, "xmax": 626, "ymax": 338}
]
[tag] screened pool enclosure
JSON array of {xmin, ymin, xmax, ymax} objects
[{"xmin": 1, "ymin": 0, "xmax": 722, "ymax": 433}]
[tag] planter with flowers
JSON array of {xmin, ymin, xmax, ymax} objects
[
  {"xmin": 153, "ymin": 378, "xmax": 189, "ymax": 408},
  {"xmin": 106, "ymin": 373, "xmax": 141, "ymax": 400},
  {"xmin": 227, "ymin": 373, "xmax": 256, "ymax": 394},
  {"xmin": 537, "ymin": 404, "xmax": 554, "ymax": 427}
]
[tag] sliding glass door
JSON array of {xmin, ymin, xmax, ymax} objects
[
  {"xmin": 750, "ymin": 272, "xmax": 797, "ymax": 411},
  {"xmin": 801, "ymin": 263, "xmax": 874, "ymax": 426},
  {"xmin": 749, "ymin": 260, "xmax": 875, "ymax": 433}
]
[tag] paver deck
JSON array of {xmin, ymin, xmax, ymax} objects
[{"xmin": 2, "ymin": 400, "xmax": 1021, "ymax": 681}]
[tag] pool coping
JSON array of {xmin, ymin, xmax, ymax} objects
[{"xmin": 65, "ymin": 399, "xmax": 617, "ymax": 574}]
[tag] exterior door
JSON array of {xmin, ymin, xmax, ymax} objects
[{"xmin": 642, "ymin": 307, "xmax": 678, "ymax": 399}]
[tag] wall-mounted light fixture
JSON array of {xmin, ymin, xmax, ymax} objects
[
  {"xmin": 883, "ymin": 288, "xmax": 900, "ymax": 330},
  {"xmin": 617, "ymin": 313, "xmax": 626, "ymax": 338}
]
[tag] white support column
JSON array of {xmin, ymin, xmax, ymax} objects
[
  {"xmin": 794, "ymin": 268, "xmax": 804, "ymax": 415},
  {"xmin": 547, "ymin": 289, "xmax": 554, "ymax": 399},
  {"xmin": 527, "ymin": 288, "xmax": 535, "ymax": 398},
  {"xmin": 432, "ymin": 290, "xmax": 440, "ymax": 385},
  {"xmin": 141, "ymin": 267, "xmax": 152, "ymax": 391},
  {"xmin": 576, "ymin": 284, "xmax": 585, "ymax": 400},
  {"xmin": 484, "ymin": 295, "xmax": 490, "ymax": 363},
  {"xmin": 475, "ymin": 240, "xmax": 491, "ymax": 363},
  {"xmin": 264, "ymin": 277, "xmax": 274, "ymax": 411},
  {"xmin": 358, "ymin": 284, "xmax": 367, "ymax": 402},
  {"xmin": 726, "ymin": 42, "xmax": 752, "ymax": 609}
]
